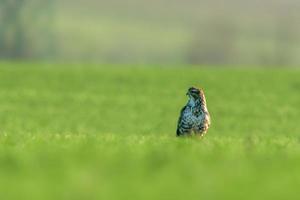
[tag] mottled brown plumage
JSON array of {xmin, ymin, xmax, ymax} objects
[{"xmin": 176, "ymin": 87, "xmax": 211, "ymax": 136}]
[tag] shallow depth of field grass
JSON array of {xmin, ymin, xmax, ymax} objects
[{"xmin": 0, "ymin": 63, "xmax": 300, "ymax": 200}]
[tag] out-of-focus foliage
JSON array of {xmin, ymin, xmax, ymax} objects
[
  {"xmin": 0, "ymin": 0, "xmax": 54, "ymax": 59},
  {"xmin": 1, "ymin": 0, "xmax": 300, "ymax": 66}
]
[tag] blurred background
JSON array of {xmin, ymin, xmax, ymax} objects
[{"xmin": 0, "ymin": 0, "xmax": 299, "ymax": 66}]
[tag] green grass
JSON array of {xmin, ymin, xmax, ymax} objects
[{"xmin": 0, "ymin": 63, "xmax": 300, "ymax": 200}]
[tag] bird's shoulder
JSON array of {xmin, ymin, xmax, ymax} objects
[
  {"xmin": 180, "ymin": 105, "xmax": 191, "ymax": 115},
  {"xmin": 178, "ymin": 105, "xmax": 188, "ymax": 121}
]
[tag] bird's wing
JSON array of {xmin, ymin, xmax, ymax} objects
[
  {"xmin": 176, "ymin": 105, "xmax": 187, "ymax": 136},
  {"xmin": 205, "ymin": 111, "xmax": 211, "ymax": 127}
]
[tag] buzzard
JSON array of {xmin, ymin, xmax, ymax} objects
[{"xmin": 176, "ymin": 87, "xmax": 211, "ymax": 137}]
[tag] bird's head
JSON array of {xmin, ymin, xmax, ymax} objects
[{"xmin": 186, "ymin": 87, "xmax": 205, "ymax": 101}]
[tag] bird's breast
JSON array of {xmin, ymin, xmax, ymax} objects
[{"xmin": 183, "ymin": 107, "xmax": 205, "ymax": 126}]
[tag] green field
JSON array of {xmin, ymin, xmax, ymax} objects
[{"xmin": 0, "ymin": 64, "xmax": 300, "ymax": 200}]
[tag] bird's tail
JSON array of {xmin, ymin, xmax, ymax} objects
[{"xmin": 176, "ymin": 127, "xmax": 183, "ymax": 136}]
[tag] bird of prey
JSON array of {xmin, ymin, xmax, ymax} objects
[{"xmin": 176, "ymin": 87, "xmax": 211, "ymax": 137}]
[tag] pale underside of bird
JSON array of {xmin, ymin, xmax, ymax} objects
[{"xmin": 176, "ymin": 87, "xmax": 211, "ymax": 137}]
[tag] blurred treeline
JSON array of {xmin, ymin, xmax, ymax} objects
[
  {"xmin": 0, "ymin": 0, "xmax": 54, "ymax": 59},
  {"xmin": 0, "ymin": 0, "xmax": 299, "ymax": 66}
]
